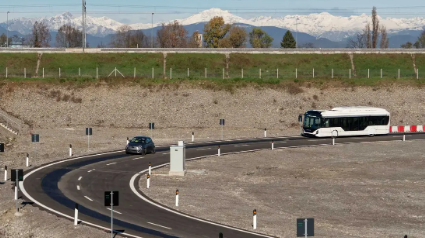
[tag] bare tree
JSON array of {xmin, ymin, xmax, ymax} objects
[
  {"xmin": 31, "ymin": 21, "xmax": 51, "ymax": 47},
  {"xmin": 110, "ymin": 25, "xmax": 133, "ymax": 48},
  {"xmin": 129, "ymin": 30, "xmax": 148, "ymax": 48},
  {"xmin": 55, "ymin": 24, "xmax": 82, "ymax": 48},
  {"xmin": 364, "ymin": 23, "xmax": 372, "ymax": 48},
  {"xmin": 157, "ymin": 21, "xmax": 188, "ymax": 48},
  {"xmin": 372, "ymin": 7, "xmax": 379, "ymax": 48},
  {"xmin": 380, "ymin": 26, "xmax": 389, "ymax": 49},
  {"xmin": 347, "ymin": 33, "xmax": 366, "ymax": 48}
]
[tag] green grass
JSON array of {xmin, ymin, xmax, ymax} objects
[{"xmin": 0, "ymin": 53, "xmax": 423, "ymax": 84}]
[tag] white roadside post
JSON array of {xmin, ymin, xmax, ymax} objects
[
  {"xmin": 304, "ymin": 218, "xmax": 308, "ymax": 238},
  {"xmin": 259, "ymin": 68, "xmax": 262, "ymax": 79},
  {"xmin": 176, "ymin": 189, "xmax": 179, "ymax": 207},
  {"xmin": 148, "ymin": 162, "xmax": 151, "ymax": 175},
  {"xmin": 59, "ymin": 68, "xmax": 61, "ymax": 78},
  {"xmin": 187, "ymin": 68, "xmax": 189, "ymax": 77},
  {"xmin": 277, "ymin": 68, "xmax": 279, "ymax": 78},
  {"xmin": 218, "ymin": 145, "xmax": 221, "ymax": 157},
  {"xmin": 264, "ymin": 128, "xmax": 267, "ymax": 138},
  {"xmin": 403, "ymin": 133, "xmax": 406, "ymax": 142},
  {"xmin": 398, "ymin": 69, "xmax": 400, "ymax": 79},
  {"xmin": 368, "ymin": 68, "xmax": 370, "ymax": 78},
  {"xmin": 147, "ymin": 174, "xmax": 150, "ymax": 189},
  {"xmin": 69, "ymin": 144, "xmax": 72, "ymax": 157},
  {"xmin": 96, "ymin": 67, "xmax": 98, "ymax": 79},
  {"xmin": 253, "ymin": 209, "xmax": 257, "ymax": 230},
  {"xmin": 332, "ymin": 130, "xmax": 337, "ymax": 145},
  {"xmin": 134, "ymin": 67, "xmax": 136, "ymax": 78},
  {"xmin": 271, "ymin": 141, "xmax": 274, "ymax": 150},
  {"xmin": 43, "ymin": 68, "xmax": 45, "ymax": 78},
  {"xmin": 14, "ymin": 170, "xmax": 18, "ymax": 201},
  {"xmin": 24, "ymin": 68, "xmax": 26, "ymax": 78},
  {"xmin": 74, "ymin": 203, "xmax": 79, "ymax": 226},
  {"xmin": 313, "ymin": 68, "xmax": 315, "ymax": 78},
  {"xmin": 192, "ymin": 132, "xmax": 194, "ymax": 142},
  {"xmin": 4, "ymin": 166, "xmax": 7, "ymax": 182},
  {"xmin": 170, "ymin": 68, "xmax": 172, "ymax": 79},
  {"xmin": 26, "ymin": 153, "xmax": 29, "ymax": 167},
  {"xmin": 126, "ymin": 137, "xmax": 129, "ymax": 145},
  {"xmin": 296, "ymin": 68, "xmax": 298, "ymax": 79}
]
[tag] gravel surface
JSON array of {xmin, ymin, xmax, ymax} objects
[
  {"xmin": 0, "ymin": 83, "xmax": 424, "ymax": 237},
  {"xmin": 140, "ymin": 140, "xmax": 425, "ymax": 238}
]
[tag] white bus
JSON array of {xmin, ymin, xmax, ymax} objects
[{"xmin": 301, "ymin": 107, "xmax": 390, "ymax": 137}]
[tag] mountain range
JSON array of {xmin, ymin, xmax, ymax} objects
[{"xmin": 0, "ymin": 8, "xmax": 424, "ymax": 48}]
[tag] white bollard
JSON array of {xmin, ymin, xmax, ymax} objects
[
  {"xmin": 69, "ymin": 144, "xmax": 72, "ymax": 157},
  {"xmin": 96, "ymin": 67, "xmax": 99, "ymax": 79},
  {"xmin": 296, "ymin": 68, "xmax": 298, "ymax": 79},
  {"xmin": 313, "ymin": 68, "xmax": 315, "ymax": 78},
  {"xmin": 74, "ymin": 203, "xmax": 79, "ymax": 226},
  {"xmin": 4, "ymin": 166, "xmax": 7, "ymax": 182},
  {"xmin": 24, "ymin": 68, "xmax": 26, "ymax": 78},
  {"xmin": 26, "ymin": 153, "xmax": 29, "ymax": 167},
  {"xmin": 148, "ymin": 162, "xmax": 151, "ymax": 175},
  {"xmin": 272, "ymin": 141, "xmax": 274, "ymax": 150},
  {"xmin": 59, "ymin": 68, "xmax": 61, "ymax": 78},
  {"xmin": 170, "ymin": 68, "xmax": 172, "ymax": 79},
  {"xmin": 43, "ymin": 68, "xmax": 45, "ymax": 78},
  {"xmin": 368, "ymin": 69, "xmax": 370, "ymax": 79},
  {"xmin": 332, "ymin": 137, "xmax": 335, "ymax": 146},
  {"xmin": 253, "ymin": 209, "xmax": 257, "ymax": 229},
  {"xmin": 6, "ymin": 67, "xmax": 8, "ymax": 78},
  {"xmin": 403, "ymin": 134, "xmax": 406, "ymax": 142},
  {"xmin": 15, "ymin": 184, "xmax": 18, "ymax": 200},
  {"xmin": 192, "ymin": 132, "xmax": 194, "ymax": 142},
  {"xmin": 259, "ymin": 68, "xmax": 261, "ymax": 79},
  {"xmin": 126, "ymin": 137, "xmax": 129, "ymax": 145},
  {"xmin": 264, "ymin": 128, "xmax": 267, "ymax": 138},
  {"xmin": 241, "ymin": 68, "xmax": 244, "ymax": 78},
  {"xmin": 277, "ymin": 68, "xmax": 279, "ymax": 78},
  {"xmin": 147, "ymin": 174, "xmax": 150, "ymax": 188},
  {"xmin": 176, "ymin": 190, "xmax": 179, "ymax": 207},
  {"xmin": 218, "ymin": 146, "xmax": 221, "ymax": 156}
]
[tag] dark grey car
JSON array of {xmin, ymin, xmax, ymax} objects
[{"xmin": 125, "ymin": 136, "xmax": 156, "ymax": 155}]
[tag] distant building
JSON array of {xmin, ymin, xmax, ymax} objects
[{"xmin": 195, "ymin": 32, "xmax": 203, "ymax": 48}]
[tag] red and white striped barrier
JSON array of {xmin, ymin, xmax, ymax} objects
[{"xmin": 390, "ymin": 125, "xmax": 424, "ymax": 133}]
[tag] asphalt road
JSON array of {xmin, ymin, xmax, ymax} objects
[{"xmin": 20, "ymin": 133, "xmax": 425, "ymax": 238}]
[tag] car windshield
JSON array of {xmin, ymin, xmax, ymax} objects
[
  {"xmin": 303, "ymin": 114, "xmax": 322, "ymax": 130},
  {"xmin": 130, "ymin": 138, "xmax": 147, "ymax": 144}
]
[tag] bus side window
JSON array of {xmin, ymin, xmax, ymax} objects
[{"xmin": 323, "ymin": 119, "xmax": 329, "ymax": 128}]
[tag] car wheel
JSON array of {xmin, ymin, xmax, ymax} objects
[
  {"xmin": 142, "ymin": 148, "xmax": 146, "ymax": 155},
  {"xmin": 151, "ymin": 147, "xmax": 156, "ymax": 154}
]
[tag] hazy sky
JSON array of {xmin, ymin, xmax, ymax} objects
[{"xmin": 1, "ymin": 0, "xmax": 424, "ymax": 23}]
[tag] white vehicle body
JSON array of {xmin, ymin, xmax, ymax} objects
[{"xmin": 302, "ymin": 107, "xmax": 390, "ymax": 137}]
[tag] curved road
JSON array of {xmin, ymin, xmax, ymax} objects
[{"xmin": 21, "ymin": 133, "xmax": 425, "ymax": 238}]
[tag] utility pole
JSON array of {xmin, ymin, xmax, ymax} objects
[
  {"xmin": 151, "ymin": 13, "xmax": 154, "ymax": 48},
  {"xmin": 296, "ymin": 17, "xmax": 299, "ymax": 49},
  {"xmin": 6, "ymin": 11, "xmax": 10, "ymax": 48},
  {"xmin": 82, "ymin": 0, "xmax": 87, "ymax": 52}
]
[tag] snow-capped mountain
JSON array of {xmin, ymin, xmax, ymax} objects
[
  {"xmin": 0, "ymin": 12, "xmax": 123, "ymax": 37},
  {"xmin": 1, "ymin": 8, "xmax": 425, "ymax": 41}
]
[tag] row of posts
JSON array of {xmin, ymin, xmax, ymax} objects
[{"xmin": 3, "ymin": 67, "xmax": 420, "ymax": 80}]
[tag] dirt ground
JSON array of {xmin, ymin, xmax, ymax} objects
[
  {"xmin": 141, "ymin": 140, "xmax": 425, "ymax": 238},
  {"xmin": 0, "ymin": 83, "xmax": 424, "ymax": 237}
]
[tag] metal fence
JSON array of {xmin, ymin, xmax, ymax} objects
[{"xmin": 0, "ymin": 67, "xmax": 420, "ymax": 80}]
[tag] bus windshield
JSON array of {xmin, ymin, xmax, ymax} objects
[{"xmin": 303, "ymin": 114, "xmax": 322, "ymax": 130}]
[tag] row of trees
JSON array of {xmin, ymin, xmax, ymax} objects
[
  {"xmin": 401, "ymin": 31, "xmax": 425, "ymax": 48},
  {"xmin": 110, "ymin": 16, "xmax": 301, "ymax": 49}
]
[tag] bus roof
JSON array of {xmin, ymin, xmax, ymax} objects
[{"xmin": 310, "ymin": 107, "xmax": 390, "ymax": 117}]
